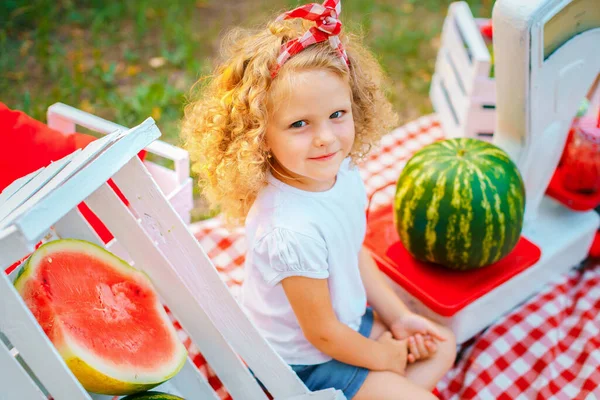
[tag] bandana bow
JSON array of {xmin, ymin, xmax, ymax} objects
[{"xmin": 271, "ymin": 0, "xmax": 350, "ymax": 78}]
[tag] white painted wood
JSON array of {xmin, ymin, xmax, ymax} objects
[
  {"xmin": 47, "ymin": 102, "xmax": 190, "ymax": 181},
  {"xmin": 0, "ymin": 128, "xmax": 121, "ymax": 231},
  {"xmin": 455, "ymin": 4, "xmax": 491, "ymax": 66},
  {"xmin": 471, "ymin": 75, "xmax": 496, "ymax": 104},
  {"xmin": 168, "ymin": 357, "xmax": 220, "ymax": 400},
  {"xmin": 54, "ymin": 207, "xmax": 134, "ymax": 264},
  {"xmin": 0, "ymin": 168, "xmax": 43, "ymax": 208},
  {"xmin": 287, "ymin": 390, "xmax": 346, "ymax": 400},
  {"xmin": 434, "ymin": 48, "xmax": 469, "ymax": 121},
  {"xmin": 54, "ymin": 208, "xmax": 104, "ymax": 246},
  {"xmin": 430, "ymin": 2, "xmax": 496, "ymax": 141},
  {"xmin": 442, "ymin": 14, "xmax": 476, "ymax": 93},
  {"xmin": 0, "ymin": 272, "xmax": 92, "ymax": 399},
  {"xmin": 0, "ymin": 152, "xmax": 78, "ymax": 225},
  {"xmin": 0, "ymin": 127, "xmax": 127, "ymax": 229},
  {"xmin": 430, "ymin": 74, "xmax": 462, "ymax": 137},
  {"xmin": 85, "ymin": 182, "xmax": 270, "ymax": 400},
  {"xmin": 493, "ymin": 0, "xmax": 600, "ymax": 221},
  {"xmin": 145, "ymin": 162, "xmax": 178, "ymax": 194},
  {"xmin": 0, "ymin": 226, "xmax": 33, "ymax": 271},
  {"xmin": 165, "ymin": 178, "xmax": 194, "ymax": 225},
  {"xmin": 465, "ymin": 107, "xmax": 496, "ymax": 138},
  {"xmin": 0, "ymin": 342, "xmax": 46, "ymax": 400},
  {"xmin": 111, "ymin": 158, "xmax": 324, "ymax": 400},
  {"xmin": 145, "ymin": 162, "xmax": 194, "ymax": 225},
  {"xmin": 4, "ymin": 119, "xmax": 159, "ymax": 243},
  {"xmin": 105, "ymin": 238, "xmax": 135, "ymax": 265},
  {"xmin": 47, "ymin": 102, "xmax": 193, "ymax": 225}
]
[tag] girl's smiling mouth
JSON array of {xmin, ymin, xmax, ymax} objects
[{"xmin": 309, "ymin": 151, "xmax": 338, "ymax": 161}]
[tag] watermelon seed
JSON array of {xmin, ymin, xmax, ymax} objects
[{"xmin": 47, "ymin": 257, "xmax": 53, "ymax": 263}]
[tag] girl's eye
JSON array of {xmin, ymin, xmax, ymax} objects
[
  {"xmin": 290, "ymin": 120, "xmax": 306, "ymax": 129},
  {"xmin": 330, "ymin": 110, "xmax": 345, "ymax": 119}
]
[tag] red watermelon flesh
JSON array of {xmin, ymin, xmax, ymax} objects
[{"xmin": 14, "ymin": 239, "xmax": 187, "ymax": 395}]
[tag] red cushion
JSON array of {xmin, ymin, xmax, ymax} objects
[
  {"xmin": 0, "ymin": 102, "xmax": 146, "ymax": 245},
  {"xmin": 0, "ymin": 102, "xmax": 98, "ymax": 191}
]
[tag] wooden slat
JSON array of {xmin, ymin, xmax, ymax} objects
[
  {"xmin": 85, "ymin": 182, "xmax": 268, "ymax": 400},
  {"xmin": 8, "ymin": 119, "xmax": 160, "ymax": 244},
  {"xmin": 435, "ymin": 48, "xmax": 469, "ymax": 122},
  {"xmin": 53, "ymin": 208, "xmax": 104, "ymax": 246},
  {"xmin": 0, "ymin": 342, "xmax": 47, "ymax": 400},
  {"xmin": 0, "ymin": 152, "xmax": 78, "ymax": 226},
  {"xmin": 430, "ymin": 74, "xmax": 462, "ymax": 138},
  {"xmin": 287, "ymin": 390, "xmax": 345, "ymax": 400},
  {"xmin": 168, "ymin": 357, "xmax": 220, "ymax": 400},
  {"xmin": 0, "ymin": 168, "xmax": 44, "ymax": 209},
  {"xmin": 471, "ymin": 76, "xmax": 496, "ymax": 104},
  {"xmin": 466, "ymin": 107, "xmax": 496, "ymax": 136},
  {"xmin": 112, "ymin": 158, "xmax": 311, "ymax": 399},
  {"xmin": 0, "ymin": 225, "xmax": 33, "ymax": 271},
  {"xmin": 440, "ymin": 11, "xmax": 476, "ymax": 94},
  {"xmin": 0, "ymin": 273, "xmax": 91, "ymax": 399},
  {"xmin": 0, "ymin": 128, "xmax": 123, "ymax": 231},
  {"xmin": 47, "ymin": 102, "xmax": 190, "ymax": 181},
  {"xmin": 452, "ymin": 2, "xmax": 490, "ymax": 65}
]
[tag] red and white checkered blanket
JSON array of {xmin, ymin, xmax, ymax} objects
[{"xmin": 183, "ymin": 115, "xmax": 600, "ymax": 400}]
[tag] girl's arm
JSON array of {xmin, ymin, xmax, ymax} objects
[
  {"xmin": 358, "ymin": 246, "xmax": 447, "ymax": 359},
  {"xmin": 357, "ymin": 246, "xmax": 411, "ymax": 327},
  {"xmin": 281, "ymin": 275, "xmax": 405, "ymax": 372}
]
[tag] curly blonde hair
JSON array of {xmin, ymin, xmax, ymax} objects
[{"xmin": 181, "ymin": 13, "xmax": 398, "ymax": 228}]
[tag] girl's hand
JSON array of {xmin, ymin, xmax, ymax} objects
[
  {"xmin": 390, "ymin": 312, "xmax": 447, "ymax": 362},
  {"xmin": 376, "ymin": 331, "xmax": 409, "ymax": 375},
  {"xmin": 406, "ymin": 333, "xmax": 437, "ymax": 363}
]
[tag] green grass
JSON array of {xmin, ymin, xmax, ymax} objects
[{"xmin": 1, "ymin": 0, "xmax": 493, "ymax": 220}]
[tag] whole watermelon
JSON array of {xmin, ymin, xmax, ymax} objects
[{"xmin": 393, "ymin": 138, "xmax": 525, "ymax": 270}]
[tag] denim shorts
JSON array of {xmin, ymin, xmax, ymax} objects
[{"xmin": 289, "ymin": 307, "xmax": 374, "ymax": 399}]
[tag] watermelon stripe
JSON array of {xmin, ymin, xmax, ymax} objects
[
  {"xmin": 470, "ymin": 162, "xmax": 496, "ymax": 265},
  {"xmin": 445, "ymin": 164, "xmax": 463, "ymax": 264},
  {"xmin": 456, "ymin": 164, "xmax": 471, "ymax": 265},
  {"xmin": 425, "ymin": 170, "xmax": 447, "ymax": 260}
]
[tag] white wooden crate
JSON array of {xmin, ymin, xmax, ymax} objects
[
  {"xmin": 47, "ymin": 102, "xmax": 193, "ymax": 226},
  {"xmin": 0, "ymin": 118, "xmax": 344, "ymax": 400},
  {"xmin": 430, "ymin": 1, "xmax": 495, "ymax": 141}
]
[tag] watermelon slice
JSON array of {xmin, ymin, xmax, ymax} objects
[{"xmin": 14, "ymin": 239, "xmax": 187, "ymax": 395}]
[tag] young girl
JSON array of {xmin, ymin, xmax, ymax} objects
[{"xmin": 182, "ymin": 1, "xmax": 456, "ymax": 398}]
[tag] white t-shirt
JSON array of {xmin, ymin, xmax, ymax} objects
[{"xmin": 241, "ymin": 157, "xmax": 368, "ymax": 365}]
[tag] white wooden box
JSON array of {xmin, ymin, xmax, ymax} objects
[
  {"xmin": 430, "ymin": 1, "xmax": 496, "ymax": 141},
  {"xmin": 0, "ymin": 118, "xmax": 343, "ymax": 400},
  {"xmin": 47, "ymin": 103, "xmax": 194, "ymax": 226}
]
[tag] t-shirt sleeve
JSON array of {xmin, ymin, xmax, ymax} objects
[{"xmin": 252, "ymin": 227, "xmax": 329, "ymax": 286}]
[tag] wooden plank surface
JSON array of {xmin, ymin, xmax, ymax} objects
[
  {"xmin": 113, "ymin": 158, "xmax": 311, "ymax": 399},
  {"xmin": 0, "ymin": 343, "xmax": 47, "ymax": 400},
  {"xmin": 85, "ymin": 182, "xmax": 269, "ymax": 400}
]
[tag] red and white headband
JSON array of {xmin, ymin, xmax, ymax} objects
[{"xmin": 271, "ymin": 0, "xmax": 350, "ymax": 79}]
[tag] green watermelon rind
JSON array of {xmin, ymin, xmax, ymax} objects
[
  {"xmin": 120, "ymin": 391, "xmax": 185, "ymax": 400},
  {"xmin": 14, "ymin": 239, "xmax": 188, "ymax": 394}
]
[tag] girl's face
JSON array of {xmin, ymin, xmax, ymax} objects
[{"xmin": 265, "ymin": 69, "xmax": 355, "ymax": 192}]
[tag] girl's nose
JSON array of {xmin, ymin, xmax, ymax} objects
[{"xmin": 314, "ymin": 124, "xmax": 336, "ymax": 147}]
